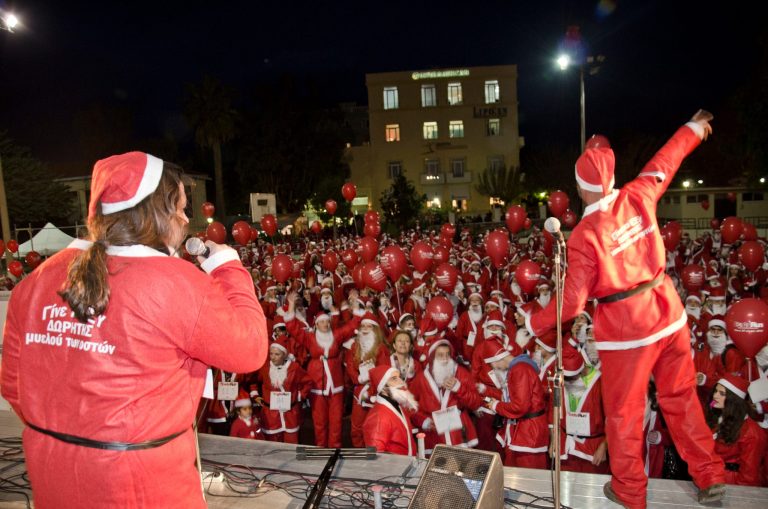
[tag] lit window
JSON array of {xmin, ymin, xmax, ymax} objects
[
  {"xmin": 387, "ymin": 161, "xmax": 402, "ymax": 179},
  {"xmin": 423, "ymin": 121, "xmax": 439, "ymax": 140},
  {"xmin": 383, "ymin": 86, "xmax": 399, "ymax": 110},
  {"xmin": 447, "ymin": 82, "xmax": 463, "ymax": 105},
  {"xmin": 429, "ymin": 196, "xmax": 441, "ymax": 208},
  {"xmin": 421, "ymin": 84, "xmax": 437, "ymax": 107},
  {"xmin": 484, "ymin": 80, "xmax": 500, "ymax": 103},
  {"xmin": 425, "ymin": 159, "xmax": 440, "ymax": 176},
  {"xmin": 451, "ymin": 198, "xmax": 469, "ymax": 211},
  {"xmin": 487, "ymin": 118, "xmax": 501, "ymax": 136},
  {"xmin": 449, "ymin": 120, "xmax": 464, "ymax": 138},
  {"xmin": 385, "ymin": 124, "xmax": 400, "ymax": 142},
  {"xmin": 489, "ymin": 197, "xmax": 505, "ymax": 206},
  {"xmin": 451, "ymin": 158, "xmax": 465, "ymax": 178}
]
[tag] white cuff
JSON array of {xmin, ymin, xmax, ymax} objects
[
  {"xmin": 201, "ymin": 248, "xmax": 241, "ymax": 274},
  {"xmin": 450, "ymin": 378, "xmax": 461, "ymax": 393},
  {"xmin": 697, "ymin": 373, "xmax": 707, "ymax": 386},
  {"xmin": 685, "ymin": 121, "xmax": 705, "ymax": 140},
  {"xmin": 359, "ymin": 370, "xmax": 370, "ymax": 383},
  {"xmin": 283, "ymin": 312, "xmax": 295, "ymax": 322},
  {"xmin": 352, "ymin": 308, "xmax": 366, "ymax": 317},
  {"xmin": 250, "ymin": 390, "xmax": 259, "ymax": 397},
  {"xmin": 476, "ymin": 383, "xmax": 487, "ymax": 394},
  {"xmin": 422, "ymin": 418, "xmax": 433, "ymax": 431}
]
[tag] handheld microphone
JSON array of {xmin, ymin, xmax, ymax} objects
[
  {"xmin": 185, "ymin": 237, "xmax": 210, "ymax": 258},
  {"xmin": 544, "ymin": 217, "xmax": 565, "ymax": 243}
]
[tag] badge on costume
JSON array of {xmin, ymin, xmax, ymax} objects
[
  {"xmin": 217, "ymin": 381, "xmax": 239, "ymax": 401},
  {"xmin": 748, "ymin": 378, "xmax": 768, "ymax": 404},
  {"xmin": 270, "ymin": 391, "xmax": 292, "ymax": 411},
  {"xmin": 433, "ymin": 405, "xmax": 463, "ymax": 434},
  {"xmin": 467, "ymin": 331, "xmax": 476, "ymax": 347},
  {"xmin": 566, "ymin": 412, "xmax": 591, "ymax": 436}
]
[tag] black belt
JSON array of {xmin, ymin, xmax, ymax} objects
[
  {"xmin": 597, "ymin": 275, "xmax": 665, "ymax": 304},
  {"xmin": 569, "ymin": 432, "xmax": 605, "ymax": 439},
  {"xmin": 519, "ymin": 409, "xmax": 546, "ymax": 420},
  {"xmin": 27, "ymin": 422, "xmax": 186, "ymax": 451},
  {"xmin": 724, "ymin": 462, "xmax": 740, "ymax": 472}
]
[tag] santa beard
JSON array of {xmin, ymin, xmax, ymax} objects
[
  {"xmin": 270, "ymin": 361, "xmax": 289, "ymax": 389},
  {"xmin": 320, "ymin": 295, "xmax": 333, "ymax": 311},
  {"xmin": 685, "ymin": 305, "xmax": 701, "ymax": 320},
  {"xmin": 537, "ymin": 294, "xmax": 551, "ymax": 308},
  {"xmin": 387, "ymin": 383, "xmax": 419, "ymax": 412},
  {"xmin": 431, "ymin": 358, "xmax": 457, "ymax": 386},
  {"xmin": 468, "ymin": 305, "xmax": 483, "ymax": 323},
  {"xmin": 706, "ymin": 332, "xmax": 727, "ymax": 355},
  {"xmin": 359, "ymin": 331, "xmax": 376, "ymax": 356},
  {"xmin": 515, "ymin": 329, "xmax": 531, "ymax": 348},
  {"xmin": 315, "ymin": 329, "xmax": 334, "ymax": 350},
  {"xmin": 708, "ymin": 303, "xmax": 727, "ymax": 315}
]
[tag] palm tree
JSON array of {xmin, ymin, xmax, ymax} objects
[
  {"xmin": 184, "ymin": 76, "xmax": 237, "ymax": 216},
  {"xmin": 475, "ymin": 165, "xmax": 527, "ymax": 205}
]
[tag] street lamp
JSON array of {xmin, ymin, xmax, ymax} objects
[
  {"xmin": 1, "ymin": 13, "xmax": 19, "ymax": 32},
  {"xmin": 556, "ymin": 54, "xmax": 586, "ymax": 153},
  {"xmin": 682, "ymin": 180, "xmax": 691, "ymax": 188},
  {"xmin": 1, "ymin": 12, "xmax": 20, "ymax": 263}
]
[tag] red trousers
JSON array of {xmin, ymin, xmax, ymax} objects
[
  {"xmin": 265, "ymin": 431, "xmax": 299, "ymax": 444},
  {"xmin": 600, "ymin": 327, "xmax": 725, "ymax": 509},
  {"xmin": 503, "ymin": 450, "xmax": 548, "ymax": 469},
  {"xmin": 350, "ymin": 402, "xmax": 369, "ymax": 448},
  {"xmin": 310, "ymin": 392, "xmax": 344, "ymax": 448}
]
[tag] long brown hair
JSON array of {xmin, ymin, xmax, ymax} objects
[
  {"xmin": 705, "ymin": 385, "xmax": 753, "ymax": 444},
  {"xmin": 59, "ymin": 162, "xmax": 188, "ymax": 322}
]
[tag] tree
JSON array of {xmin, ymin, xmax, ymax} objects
[
  {"xmin": 0, "ymin": 132, "xmax": 75, "ymax": 226},
  {"xmin": 184, "ymin": 76, "xmax": 238, "ymax": 217},
  {"xmin": 475, "ymin": 165, "xmax": 529, "ymax": 205},
  {"xmin": 380, "ymin": 174, "xmax": 426, "ymax": 230}
]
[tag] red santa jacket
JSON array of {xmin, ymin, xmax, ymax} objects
[
  {"xmin": 387, "ymin": 353, "xmax": 423, "ymax": 383},
  {"xmin": 229, "ymin": 415, "xmax": 265, "ymax": 440},
  {"xmin": 455, "ymin": 310, "xmax": 483, "ymax": 363},
  {"xmin": 528, "ymin": 124, "xmax": 704, "ymax": 350},
  {"xmin": 471, "ymin": 333, "xmax": 521, "ymax": 395},
  {"xmin": 363, "ymin": 397, "xmax": 417, "ymax": 456},
  {"xmin": 557, "ymin": 369, "xmax": 606, "ymax": 463},
  {"xmin": 713, "ymin": 418, "xmax": 767, "ymax": 486},
  {"xmin": 245, "ymin": 359, "xmax": 313, "ymax": 436},
  {"xmin": 0, "ymin": 240, "xmax": 267, "ymax": 509},
  {"xmin": 345, "ymin": 341, "xmax": 391, "ymax": 408}
]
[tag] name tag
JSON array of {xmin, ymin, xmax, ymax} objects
[
  {"xmin": 270, "ymin": 391, "xmax": 292, "ymax": 411},
  {"xmin": 467, "ymin": 331, "xmax": 476, "ymax": 347},
  {"xmin": 359, "ymin": 360, "xmax": 374, "ymax": 381},
  {"xmin": 433, "ymin": 405, "xmax": 464, "ymax": 434},
  {"xmin": 566, "ymin": 412, "xmax": 591, "ymax": 436},
  {"xmin": 217, "ymin": 381, "xmax": 239, "ymax": 401},
  {"xmin": 748, "ymin": 378, "xmax": 768, "ymax": 403}
]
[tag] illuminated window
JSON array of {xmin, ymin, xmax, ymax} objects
[
  {"xmin": 447, "ymin": 82, "xmax": 463, "ymax": 105},
  {"xmin": 423, "ymin": 121, "xmax": 438, "ymax": 140},
  {"xmin": 485, "ymin": 80, "xmax": 500, "ymax": 103},
  {"xmin": 425, "ymin": 159, "xmax": 440, "ymax": 176},
  {"xmin": 487, "ymin": 118, "xmax": 501, "ymax": 136},
  {"xmin": 451, "ymin": 158, "xmax": 465, "ymax": 178},
  {"xmin": 489, "ymin": 197, "xmax": 505, "ymax": 206},
  {"xmin": 383, "ymin": 86, "xmax": 399, "ymax": 109},
  {"xmin": 449, "ymin": 120, "xmax": 464, "ymax": 138},
  {"xmin": 387, "ymin": 161, "xmax": 402, "ymax": 179},
  {"xmin": 385, "ymin": 124, "xmax": 400, "ymax": 142},
  {"xmin": 421, "ymin": 84, "xmax": 437, "ymax": 107},
  {"xmin": 451, "ymin": 198, "xmax": 469, "ymax": 211}
]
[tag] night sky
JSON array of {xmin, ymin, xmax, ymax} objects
[{"xmin": 0, "ymin": 0, "xmax": 762, "ymax": 170}]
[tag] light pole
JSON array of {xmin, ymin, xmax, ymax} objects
[
  {"xmin": 1, "ymin": 11, "xmax": 20, "ymax": 264},
  {"xmin": 557, "ymin": 54, "xmax": 604, "ymax": 154}
]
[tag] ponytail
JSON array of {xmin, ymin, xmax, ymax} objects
[{"xmin": 59, "ymin": 240, "xmax": 110, "ymax": 323}]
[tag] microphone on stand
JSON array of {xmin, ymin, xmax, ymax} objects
[
  {"xmin": 544, "ymin": 217, "xmax": 565, "ymax": 244},
  {"xmin": 185, "ymin": 237, "xmax": 210, "ymax": 258}
]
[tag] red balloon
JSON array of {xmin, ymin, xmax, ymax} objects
[
  {"xmin": 661, "ymin": 225, "xmax": 681, "ymax": 251},
  {"xmin": 380, "ymin": 245, "xmax": 407, "ymax": 281},
  {"xmin": 261, "ymin": 214, "xmax": 278, "ymax": 237},
  {"xmin": 425, "ymin": 296, "xmax": 454, "ymax": 330},
  {"xmin": 271, "ymin": 254, "xmax": 293, "ymax": 283},
  {"xmin": 726, "ymin": 298, "xmax": 768, "ymax": 358},
  {"xmin": 515, "ymin": 260, "xmax": 542, "ymax": 295},
  {"xmin": 681, "ymin": 264, "xmax": 705, "ymax": 293},
  {"xmin": 342, "ymin": 182, "xmax": 357, "ymax": 202},
  {"xmin": 742, "ymin": 222, "xmax": 758, "ymax": 242},
  {"xmin": 739, "ymin": 241, "xmax": 765, "ymax": 272},
  {"xmin": 542, "ymin": 230, "xmax": 554, "ymax": 257},
  {"xmin": 352, "ymin": 264, "xmax": 366, "ymax": 289},
  {"xmin": 195, "ymin": 231, "xmax": 207, "ymax": 241},
  {"xmin": 360, "ymin": 236, "xmax": 379, "ymax": 263},
  {"xmin": 440, "ymin": 223, "xmax": 456, "ymax": 239},
  {"xmin": 206, "ymin": 221, "xmax": 227, "ymax": 244},
  {"xmin": 485, "ymin": 231, "xmax": 510, "ymax": 269},
  {"xmin": 341, "ymin": 248, "xmax": 359, "ymax": 269},
  {"xmin": 548, "ymin": 191, "xmax": 570, "ymax": 218},
  {"xmin": 7, "ymin": 239, "xmax": 19, "ymax": 254},
  {"xmin": 720, "ymin": 217, "xmax": 742, "ymax": 245},
  {"xmin": 249, "ymin": 225, "xmax": 259, "ymax": 242},
  {"xmin": 433, "ymin": 245, "xmax": 450, "ymax": 265},
  {"xmin": 25, "ymin": 251, "xmax": 42, "ymax": 270},
  {"xmin": 322, "ymin": 251, "xmax": 339, "ymax": 272},
  {"xmin": 727, "ymin": 192, "xmax": 737, "ymax": 203},
  {"xmin": 325, "ymin": 199, "xmax": 338, "ymax": 216},
  {"xmin": 8, "ymin": 260, "xmax": 23, "ymax": 278},
  {"xmin": 666, "ymin": 221, "xmax": 682, "ymax": 235},
  {"xmin": 710, "ymin": 218, "xmax": 720, "ymax": 230},
  {"xmin": 505, "ymin": 205, "xmax": 527, "ymax": 234},
  {"xmin": 363, "ymin": 222, "xmax": 381, "ymax": 238},
  {"xmin": 700, "ymin": 199, "xmax": 710, "ymax": 211},
  {"xmin": 585, "ymin": 134, "xmax": 611, "ymax": 150},
  {"xmin": 410, "ymin": 241, "xmax": 434, "ymax": 273},
  {"xmin": 562, "ymin": 209, "xmax": 578, "ymax": 229},
  {"xmin": 434, "ymin": 263, "xmax": 459, "ymax": 293},
  {"xmin": 439, "ymin": 234, "xmax": 453, "ymax": 249},
  {"xmin": 364, "ymin": 210, "xmax": 380, "ymax": 224},
  {"xmin": 291, "ymin": 261, "xmax": 303, "ymax": 279},
  {"xmin": 523, "ymin": 217, "xmax": 532, "ymax": 230},
  {"xmin": 363, "ymin": 262, "xmax": 388, "ymax": 292},
  {"xmin": 231, "ymin": 220, "xmax": 251, "ymax": 245},
  {"xmin": 311, "ymin": 221, "xmax": 323, "ymax": 234},
  {"xmin": 201, "ymin": 202, "xmax": 215, "ymax": 218}
]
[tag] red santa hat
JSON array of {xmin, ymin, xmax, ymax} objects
[
  {"xmin": 419, "ymin": 318, "xmax": 439, "ymax": 337},
  {"xmin": 88, "ymin": 151, "xmax": 165, "ymax": 220},
  {"xmin": 575, "ymin": 147, "xmax": 615, "ymax": 196},
  {"xmin": 685, "ymin": 293, "xmax": 702, "ymax": 304},
  {"xmin": 361, "ymin": 312, "xmax": 380, "ymax": 328},
  {"xmin": 717, "ymin": 373, "xmax": 749, "ymax": 400},
  {"xmin": 484, "ymin": 309, "xmax": 506, "ymax": 329},
  {"xmin": 369, "ymin": 365, "xmax": 399, "ymax": 402},
  {"xmin": 468, "ymin": 290, "xmax": 484, "ymax": 302},
  {"xmin": 479, "ymin": 339, "xmax": 511, "ymax": 364},
  {"xmin": 707, "ymin": 315, "xmax": 727, "ymax": 331},
  {"xmin": 234, "ymin": 388, "xmax": 252, "ymax": 408},
  {"xmin": 411, "ymin": 278, "xmax": 427, "ymax": 292},
  {"xmin": 562, "ymin": 344, "xmax": 585, "ymax": 377},
  {"xmin": 314, "ymin": 312, "xmax": 331, "ymax": 324},
  {"xmin": 320, "ymin": 286, "xmax": 333, "ymax": 295},
  {"xmin": 398, "ymin": 313, "xmax": 415, "ymax": 327},
  {"xmin": 535, "ymin": 329, "xmax": 557, "ymax": 353},
  {"xmin": 427, "ymin": 338, "xmax": 454, "ymax": 361},
  {"xmin": 272, "ymin": 318, "xmax": 286, "ymax": 331},
  {"xmin": 269, "ymin": 335, "xmax": 291, "ymax": 355},
  {"xmin": 707, "ymin": 286, "xmax": 726, "ymax": 299}
]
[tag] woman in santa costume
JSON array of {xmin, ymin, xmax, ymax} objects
[
  {"xmin": 525, "ymin": 111, "xmax": 725, "ymax": 507},
  {"xmin": 362, "ymin": 366, "xmax": 419, "ymax": 456},
  {"xmin": 388, "ymin": 329, "xmax": 422, "ymax": 383},
  {"xmin": 284, "ymin": 291, "xmax": 359, "ymax": 448},
  {"xmin": 248, "ymin": 337, "xmax": 313, "ymax": 444},
  {"xmin": 0, "ymin": 152, "xmax": 268, "ymax": 509},
  {"xmin": 229, "ymin": 390, "xmax": 266, "ymax": 440}
]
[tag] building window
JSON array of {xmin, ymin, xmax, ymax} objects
[
  {"xmin": 484, "ymin": 80, "xmax": 500, "ymax": 103},
  {"xmin": 489, "ymin": 156, "xmax": 505, "ymax": 173},
  {"xmin": 451, "ymin": 198, "xmax": 468, "ymax": 211},
  {"xmin": 387, "ymin": 161, "xmax": 402, "ymax": 179},
  {"xmin": 686, "ymin": 195, "xmax": 697, "ymax": 204},
  {"xmin": 449, "ymin": 120, "xmax": 464, "ymax": 138},
  {"xmin": 672, "ymin": 195, "xmax": 680, "ymax": 204},
  {"xmin": 383, "ymin": 86, "xmax": 399, "ymax": 110},
  {"xmin": 447, "ymin": 82, "xmax": 463, "ymax": 105},
  {"xmin": 487, "ymin": 118, "xmax": 501, "ymax": 136},
  {"xmin": 423, "ymin": 121, "xmax": 439, "ymax": 140},
  {"xmin": 743, "ymin": 192, "xmax": 764, "ymax": 201},
  {"xmin": 425, "ymin": 159, "xmax": 440, "ymax": 176},
  {"xmin": 489, "ymin": 197, "xmax": 505, "ymax": 207},
  {"xmin": 385, "ymin": 124, "xmax": 400, "ymax": 142},
  {"xmin": 421, "ymin": 84, "xmax": 437, "ymax": 107},
  {"xmin": 451, "ymin": 158, "xmax": 465, "ymax": 178}
]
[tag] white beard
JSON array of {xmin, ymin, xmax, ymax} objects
[
  {"xmin": 707, "ymin": 333, "xmax": 727, "ymax": 355},
  {"xmin": 576, "ymin": 324, "xmax": 588, "ymax": 343},
  {"xmin": 537, "ymin": 295, "xmax": 551, "ymax": 308},
  {"xmin": 389, "ymin": 385, "xmax": 419, "ymax": 412},
  {"xmin": 412, "ymin": 294, "xmax": 426, "ymax": 309},
  {"xmin": 431, "ymin": 359, "xmax": 457, "ymax": 386},
  {"xmin": 320, "ymin": 295, "xmax": 333, "ymax": 311},
  {"xmin": 515, "ymin": 329, "xmax": 531, "ymax": 348},
  {"xmin": 709, "ymin": 303, "xmax": 727, "ymax": 315},
  {"xmin": 756, "ymin": 344, "xmax": 768, "ymax": 369},
  {"xmin": 359, "ymin": 331, "xmax": 376, "ymax": 355},
  {"xmin": 532, "ymin": 350, "xmax": 542, "ymax": 369},
  {"xmin": 315, "ymin": 329, "xmax": 334, "ymax": 350},
  {"xmin": 270, "ymin": 361, "xmax": 289, "ymax": 389},
  {"xmin": 685, "ymin": 306, "xmax": 701, "ymax": 320},
  {"xmin": 468, "ymin": 306, "xmax": 483, "ymax": 323}
]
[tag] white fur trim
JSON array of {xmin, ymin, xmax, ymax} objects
[
  {"xmin": 201, "ymin": 248, "xmax": 241, "ymax": 273},
  {"xmin": 685, "ymin": 121, "xmax": 705, "ymax": 140},
  {"xmin": 718, "ymin": 378, "xmax": 746, "ymax": 399},
  {"xmin": 595, "ymin": 311, "xmax": 687, "ymax": 351}
]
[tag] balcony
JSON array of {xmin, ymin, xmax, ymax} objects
[
  {"xmin": 420, "ymin": 173, "xmax": 445, "ymax": 185},
  {"xmin": 446, "ymin": 171, "xmax": 472, "ymax": 184}
]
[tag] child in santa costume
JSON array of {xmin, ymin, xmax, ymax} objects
[
  {"xmin": 229, "ymin": 390, "xmax": 265, "ymax": 440},
  {"xmin": 362, "ymin": 366, "xmax": 419, "ymax": 456}
]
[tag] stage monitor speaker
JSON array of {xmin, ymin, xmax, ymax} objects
[{"xmin": 408, "ymin": 444, "xmax": 504, "ymax": 509}]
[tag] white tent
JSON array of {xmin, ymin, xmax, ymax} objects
[{"xmin": 18, "ymin": 223, "xmax": 75, "ymax": 256}]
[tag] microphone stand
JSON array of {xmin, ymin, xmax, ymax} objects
[{"xmin": 550, "ymin": 234, "xmax": 567, "ymax": 509}]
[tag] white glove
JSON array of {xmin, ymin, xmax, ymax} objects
[{"xmin": 422, "ymin": 418, "xmax": 433, "ymax": 431}]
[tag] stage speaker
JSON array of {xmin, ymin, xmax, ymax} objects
[{"xmin": 408, "ymin": 444, "xmax": 504, "ymax": 509}]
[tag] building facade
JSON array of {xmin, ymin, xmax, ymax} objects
[
  {"xmin": 657, "ymin": 186, "xmax": 768, "ymax": 231},
  {"xmin": 348, "ymin": 65, "xmax": 523, "ymax": 215}
]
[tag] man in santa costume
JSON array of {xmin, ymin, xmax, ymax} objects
[
  {"xmin": 284, "ymin": 292, "xmax": 359, "ymax": 448},
  {"xmin": 454, "ymin": 290, "xmax": 485, "ymax": 365},
  {"xmin": 362, "ymin": 366, "xmax": 419, "ymax": 456},
  {"xmin": 403, "ymin": 280, "xmax": 427, "ymax": 323},
  {"xmin": 1, "ymin": 152, "xmax": 268, "ymax": 509},
  {"xmin": 229, "ymin": 389, "xmax": 266, "ymax": 440},
  {"xmin": 524, "ymin": 111, "xmax": 725, "ymax": 507}
]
